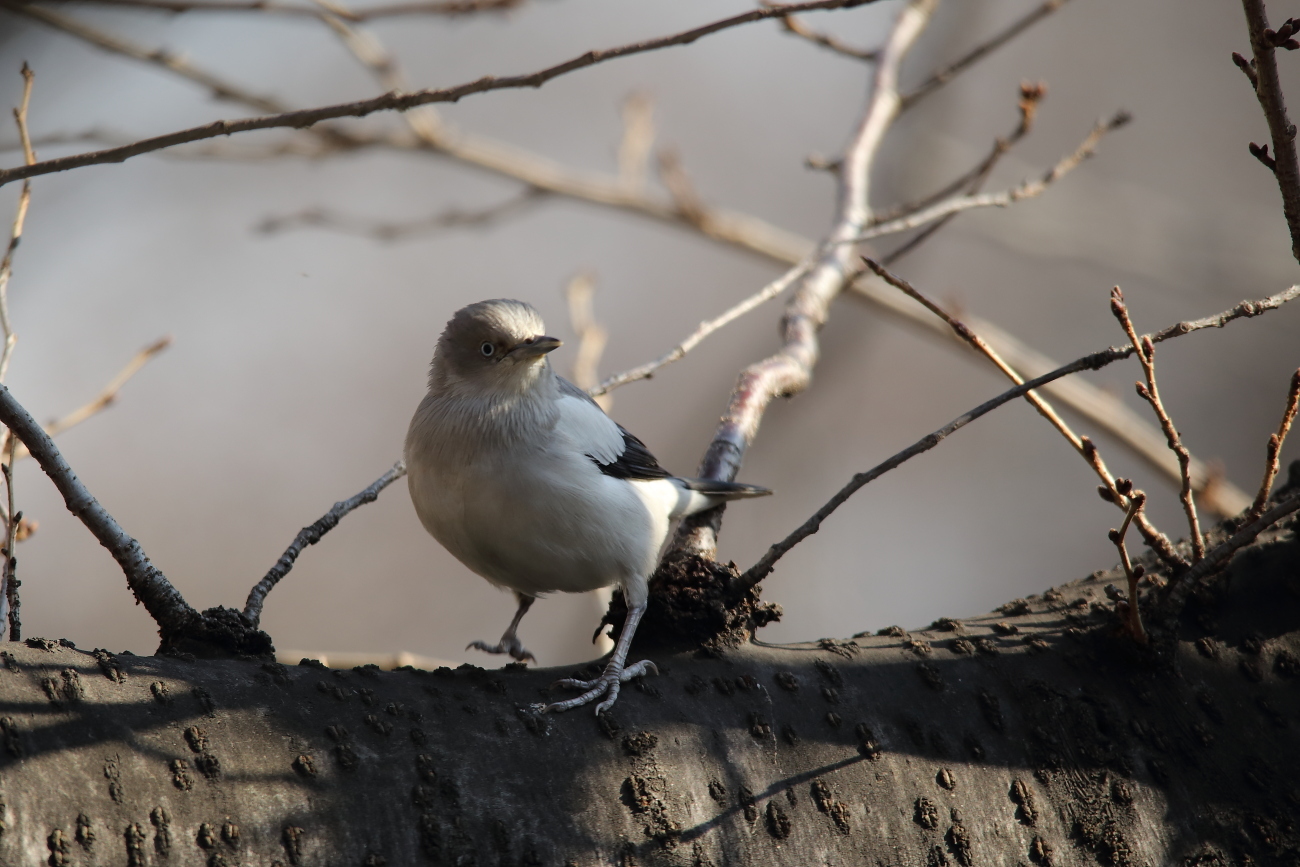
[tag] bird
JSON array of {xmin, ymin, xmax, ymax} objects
[{"xmin": 404, "ymin": 299, "xmax": 771, "ymax": 714}]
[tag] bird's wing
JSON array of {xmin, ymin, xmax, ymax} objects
[{"xmin": 556, "ymin": 377, "xmax": 673, "ymax": 481}]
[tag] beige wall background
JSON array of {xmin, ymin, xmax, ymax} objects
[{"xmin": 0, "ymin": 0, "xmax": 1296, "ymax": 667}]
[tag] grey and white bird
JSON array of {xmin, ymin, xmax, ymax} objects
[{"xmin": 405, "ymin": 299, "xmax": 771, "ymax": 714}]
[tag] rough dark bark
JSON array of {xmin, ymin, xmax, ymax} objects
[{"xmin": 2, "ymin": 485, "xmax": 1298, "ymax": 865}]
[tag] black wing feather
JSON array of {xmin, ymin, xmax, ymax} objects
[{"xmin": 593, "ymin": 426, "xmax": 674, "ymax": 481}]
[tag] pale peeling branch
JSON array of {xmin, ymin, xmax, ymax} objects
[
  {"xmin": 244, "ymin": 461, "xmax": 407, "ymax": 627},
  {"xmin": 741, "ymin": 284, "xmax": 1300, "ymax": 589},
  {"xmin": 671, "ymin": 0, "xmax": 939, "ymax": 560}
]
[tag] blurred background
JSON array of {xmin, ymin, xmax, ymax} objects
[{"xmin": 0, "ymin": 0, "xmax": 1295, "ymax": 666}]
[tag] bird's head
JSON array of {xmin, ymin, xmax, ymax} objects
[{"xmin": 430, "ymin": 299, "xmax": 562, "ymax": 396}]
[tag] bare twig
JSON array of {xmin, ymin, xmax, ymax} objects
[
  {"xmin": 775, "ymin": 10, "xmax": 877, "ymax": 61},
  {"xmin": 24, "ymin": 338, "xmax": 173, "ymax": 448},
  {"xmin": 256, "ymin": 191, "xmax": 543, "ymax": 240},
  {"xmin": 656, "ymin": 148, "xmax": 708, "ymax": 227},
  {"xmin": 881, "ymin": 81, "xmax": 1044, "ymax": 264},
  {"xmin": 672, "ymin": 0, "xmax": 939, "ymax": 560},
  {"xmin": 1239, "ymin": 0, "xmax": 1300, "ymax": 265},
  {"xmin": 0, "ymin": 63, "xmax": 36, "ymax": 385},
  {"xmin": 1107, "ymin": 483, "xmax": 1148, "ymax": 643},
  {"xmin": 863, "ymin": 258, "xmax": 1185, "ymax": 569},
  {"xmin": 0, "ymin": 0, "xmax": 877, "ymax": 188},
  {"xmin": 3, "ymin": 3, "xmax": 285, "ymax": 114},
  {"xmin": 1111, "ymin": 288, "xmax": 1204, "ymax": 561},
  {"xmin": 592, "ymin": 259, "xmax": 815, "ymax": 397},
  {"xmin": 1247, "ymin": 367, "xmax": 1300, "ymax": 522},
  {"xmin": 618, "ymin": 92, "xmax": 656, "ymax": 194},
  {"xmin": 244, "ymin": 461, "xmax": 407, "ymax": 627},
  {"xmin": 564, "ymin": 273, "xmax": 610, "ymax": 411},
  {"xmin": 30, "ymin": 0, "xmax": 524, "ymax": 18},
  {"xmin": 0, "ymin": 384, "xmax": 196, "ymax": 633},
  {"xmin": 35, "ymin": 6, "xmax": 1254, "ymax": 514},
  {"xmin": 1164, "ymin": 492, "xmax": 1300, "ymax": 610},
  {"xmin": 900, "ymin": 0, "xmax": 1070, "ymax": 111},
  {"xmin": 853, "ymin": 112, "xmax": 1131, "ymax": 243},
  {"xmin": 739, "ymin": 284, "xmax": 1300, "ymax": 588}
]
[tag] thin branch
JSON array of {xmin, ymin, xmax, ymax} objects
[
  {"xmin": 4, "ymin": 2, "xmax": 285, "ymax": 114},
  {"xmin": 0, "ymin": 383, "xmax": 196, "ymax": 634},
  {"xmin": 853, "ymin": 112, "xmax": 1131, "ymax": 244},
  {"xmin": 1111, "ymin": 288, "xmax": 1204, "ymax": 561},
  {"xmin": 30, "ymin": 0, "xmax": 525, "ymax": 18},
  {"xmin": 1164, "ymin": 492, "xmax": 1300, "ymax": 611},
  {"xmin": 1246, "ymin": 367, "xmax": 1300, "ymax": 522},
  {"xmin": 1240, "ymin": 0, "xmax": 1300, "ymax": 265},
  {"xmin": 900, "ymin": 0, "xmax": 1070, "ymax": 111},
  {"xmin": 591, "ymin": 259, "xmax": 815, "ymax": 397},
  {"xmin": 1107, "ymin": 485, "xmax": 1148, "ymax": 643},
  {"xmin": 0, "ymin": 63, "xmax": 36, "ymax": 385},
  {"xmin": 244, "ymin": 461, "xmax": 407, "ymax": 627},
  {"xmin": 15, "ymin": 337, "xmax": 173, "ymax": 455},
  {"xmin": 854, "ymin": 277, "xmax": 1247, "ymax": 517},
  {"xmin": 863, "ymin": 258, "xmax": 1184, "ymax": 569},
  {"xmin": 774, "ymin": 9, "xmax": 877, "ymax": 61},
  {"xmin": 24, "ymin": 4, "xmax": 1255, "ymax": 516},
  {"xmin": 0, "ymin": 0, "xmax": 877, "ymax": 188},
  {"xmin": 618, "ymin": 92, "xmax": 655, "ymax": 194},
  {"xmin": 255, "ymin": 190, "xmax": 543, "ymax": 241},
  {"xmin": 657, "ymin": 147, "xmax": 708, "ymax": 227},
  {"xmin": 738, "ymin": 284, "xmax": 1300, "ymax": 589},
  {"xmin": 563, "ymin": 272, "xmax": 610, "ymax": 411},
  {"xmin": 671, "ymin": 0, "xmax": 939, "ymax": 560},
  {"xmin": 881, "ymin": 81, "xmax": 1044, "ymax": 264}
]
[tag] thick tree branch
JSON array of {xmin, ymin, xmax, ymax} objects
[
  {"xmin": 244, "ymin": 461, "xmax": 406, "ymax": 627},
  {"xmin": 0, "ymin": 0, "xmax": 875, "ymax": 188},
  {"xmin": 739, "ymin": 284, "xmax": 1300, "ymax": 588},
  {"xmin": 1240, "ymin": 0, "xmax": 1300, "ymax": 265},
  {"xmin": 0, "ymin": 384, "xmax": 196, "ymax": 635}
]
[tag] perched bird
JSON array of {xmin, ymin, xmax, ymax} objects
[{"xmin": 405, "ymin": 299, "xmax": 771, "ymax": 714}]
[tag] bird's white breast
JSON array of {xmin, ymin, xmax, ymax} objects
[{"xmin": 405, "ymin": 384, "xmax": 671, "ymax": 603}]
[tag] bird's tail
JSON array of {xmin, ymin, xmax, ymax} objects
[{"xmin": 679, "ymin": 478, "xmax": 772, "ymax": 500}]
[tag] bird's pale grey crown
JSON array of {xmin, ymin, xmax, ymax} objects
[{"xmin": 430, "ymin": 299, "xmax": 561, "ymax": 393}]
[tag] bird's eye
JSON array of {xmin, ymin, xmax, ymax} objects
[{"xmin": 480, "ymin": 342, "xmax": 495, "ymax": 357}]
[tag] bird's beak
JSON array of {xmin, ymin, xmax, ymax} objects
[{"xmin": 510, "ymin": 335, "xmax": 562, "ymax": 359}]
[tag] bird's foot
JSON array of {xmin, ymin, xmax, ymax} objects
[
  {"xmin": 544, "ymin": 658, "xmax": 658, "ymax": 715},
  {"xmin": 466, "ymin": 637, "xmax": 536, "ymax": 663}
]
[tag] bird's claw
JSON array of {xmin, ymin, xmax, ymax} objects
[
  {"xmin": 466, "ymin": 638, "xmax": 536, "ymax": 663},
  {"xmin": 545, "ymin": 659, "xmax": 658, "ymax": 715}
]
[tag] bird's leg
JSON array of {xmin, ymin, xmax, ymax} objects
[
  {"xmin": 545, "ymin": 601, "xmax": 657, "ymax": 715},
  {"xmin": 467, "ymin": 594, "xmax": 536, "ymax": 662}
]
